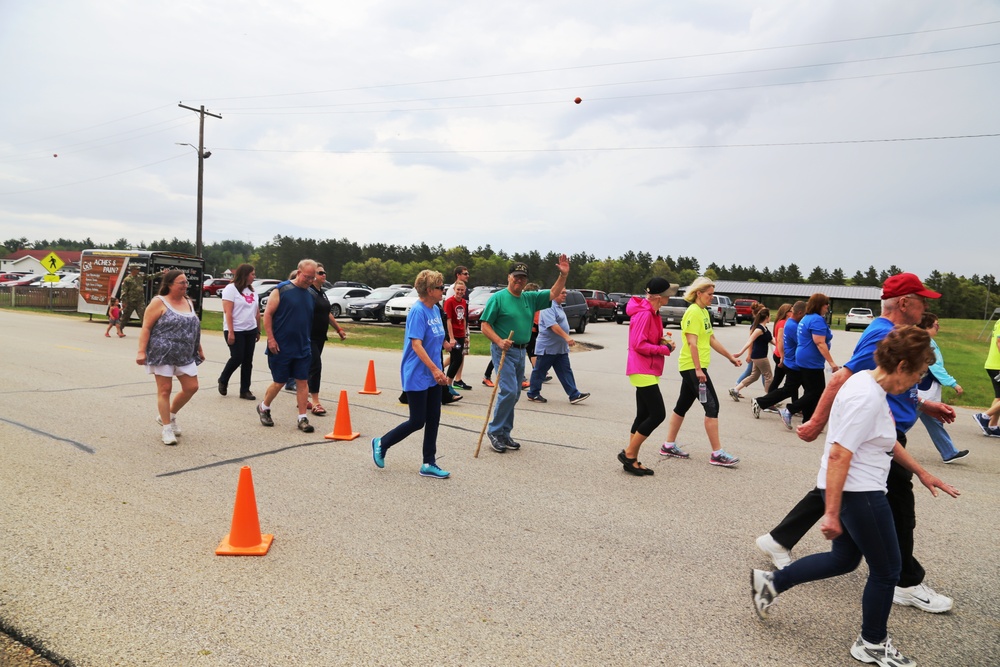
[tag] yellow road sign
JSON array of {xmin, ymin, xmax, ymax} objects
[
  {"xmin": 41, "ymin": 252, "xmax": 65, "ymax": 273},
  {"xmin": 43, "ymin": 273, "xmax": 60, "ymax": 282}
]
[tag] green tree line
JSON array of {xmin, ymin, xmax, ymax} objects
[{"xmin": 3, "ymin": 236, "xmax": 995, "ymax": 318}]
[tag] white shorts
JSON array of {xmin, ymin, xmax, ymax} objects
[{"xmin": 146, "ymin": 362, "xmax": 199, "ymax": 378}]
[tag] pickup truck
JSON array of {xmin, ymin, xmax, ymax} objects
[
  {"xmin": 576, "ymin": 289, "xmax": 617, "ymax": 322},
  {"xmin": 734, "ymin": 299, "xmax": 759, "ymax": 324},
  {"xmin": 659, "ymin": 296, "xmax": 689, "ymax": 328}
]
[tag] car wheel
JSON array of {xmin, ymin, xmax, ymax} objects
[
  {"xmin": 377, "ymin": 311, "xmax": 387, "ymax": 323},
  {"xmin": 351, "ymin": 316, "xmax": 361, "ymax": 322},
  {"xmin": 605, "ymin": 314, "xmax": 615, "ymax": 322},
  {"xmin": 388, "ymin": 317, "xmax": 401, "ymax": 325},
  {"xmin": 615, "ymin": 316, "xmax": 624, "ymax": 324},
  {"xmin": 588, "ymin": 308, "xmax": 597, "ymax": 323},
  {"xmin": 575, "ymin": 317, "xmax": 587, "ymax": 334},
  {"xmin": 331, "ymin": 304, "xmax": 341, "ymax": 317}
]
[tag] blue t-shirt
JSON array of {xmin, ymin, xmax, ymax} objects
[
  {"xmin": 268, "ymin": 281, "xmax": 314, "ymax": 359},
  {"xmin": 796, "ymin": 313, "xmax": 833, "ymax": 370},
  {"xmin": 782, "ymin": 317, "xmax": 800, "ymax": 370},
  {"xmin": 844, "ymin": 316, "xmax": 918, "ymax": 431},
  {"xmin": 400, "ymin": 301, "xmax": 446, "ymax": 392},
  {"xmin": 535, "ymin": 301, "xmax": 570, "ymax": 356}
]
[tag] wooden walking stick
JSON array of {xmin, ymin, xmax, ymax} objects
[{"xmin": 475, "ymin": 332, "xmax": 514, "ymax": 458}]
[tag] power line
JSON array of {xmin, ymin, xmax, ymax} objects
[
  {"xmin": 214, "ymin": 133, "xmax": 1000, "ymax": 155},
  {"xmin": 199, "ymin": 19, "xmax": 1000, "ymax": 103},
  {"xmin": 0, "ymin": 154, "xmax": 188, "ymax": 195},
  {"xmin": 217, "ymin": 42, "xmax": 1000, "ymax": 113}
]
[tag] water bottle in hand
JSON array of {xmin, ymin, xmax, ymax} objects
[{"xmin": 698, "ymin": 382, "xmax": 707, "ymax": 403}]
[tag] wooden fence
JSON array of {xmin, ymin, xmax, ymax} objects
[{"xmin": 0, "ymin": 286, "xmax": 80, "ymax": 311}]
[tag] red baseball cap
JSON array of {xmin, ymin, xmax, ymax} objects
[{"xmin": 881, "ymin": 273, "xmax": 941, "ymax": 300}]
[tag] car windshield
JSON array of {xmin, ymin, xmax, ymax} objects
[
  {"xmin": 470, "ymin": 291, "xmax": 494, "ymax": 305},
  {"xmin": 368, "ymin": 288, "xmax": 398, "ymax": 300}
]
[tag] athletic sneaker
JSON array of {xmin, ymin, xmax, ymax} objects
[
  {"xmin": 659, "ymin": 443, "xmax": 690, "ymax": 459},
  {"xmin": 988, "ymin": 426, "xmax": 1000, "ymax": 438},
  {"xmin": 570, "ymin": 392, "xmax": 590, "ymax": 404},
  {"xmin": 973, "ymin": 412, "xmax": 991, "ymax": 435},
  {"xmin": 488, "ymin": 432, "xmax": 507, "ymax": 453},
  {"xmin": 257, "ymin": 403, "xmax": 274, "ymax": 427},
  {"xmin": 503, "ymin": 435, "xmax": 521, "ymax": 451},
  {"xmin": 371, "ymin": 437, "xmax": 385, "ymax": 468},
  {"xmin": 161, "ymin": 425, "xmax": 178, "ymax": 446},
  {"xmin": 849, "ymin": 635, "xmax": 915, "ymax": 666},
  {"xmin": 543, "ymin": 374, "xmax": 553, "ymax": 383},
  {"xmin": 943, "ymin": 450, "xmax": 969, "ymax": 463},
  {"xmin": 527, "ymin": 394, "xmax": 547, "ymax": 403},
  {"xmin": 482, "ymin": 377, "xmax": 495, "ymax": 387},
  {"xmin": 453, "ymin": 380, "xmax": 472, "ymax": 390},
  {"xmin": 892, "ymin": 582, "xmax": 953, "ymax": 613},
  {"xmin": 419, "ymin": 462, "xmax": 450, "ymax": 479},
  {"xmin": 780, "ymin": 408, "xmax": 793, "ymax": 430},
  {"xmin": 751, "ymin": 569, "xmax": 777, "ymax": 619},
  {"xmin": 751, "ymin": 399, "xmax": 761, "ymax": 419},
  {"xmin": 755, "ymin": 533, "xmax": 792, "ymax": 569},
  {"xmin": 156, "ymin": 415, "xmax": 181, "ymax": 436},
  {"xmin": 728, "ymin": 387, "xmax": 741, "ymax": 402},
  {"xmin": 521, "ymin": 380, "xmax": 530, "ymax": 389},
  {"xmin": 297, "ymin": 418, "xmax": 314, "ymax": 433},
  {"xmin": 710, "ymin": 450, "xmax": 740, "ymax": 467},
  {"xmin": 763, "ymin": 405, "xmax": 781, "ymax": 414}
]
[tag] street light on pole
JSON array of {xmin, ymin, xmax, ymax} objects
[{"xmin": 177, "ymin": 103, "xmax": 221, "ymax": 258}]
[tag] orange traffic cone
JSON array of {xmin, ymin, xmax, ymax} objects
[
  {"xmin": 358, "ymin": 359, "xmax": 381, "ymax": 395},
  {"xmin": 216, "ymin": 466, "xmax": 274, "ymax": 556},
  {"xmin": 324, "ymin": 390, "xmax": 360, "ymax": 441}
]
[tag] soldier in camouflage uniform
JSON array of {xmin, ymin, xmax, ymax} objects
[{"xmin": 120, "ymin": 265, "xmax": 147, "ymax": 325}]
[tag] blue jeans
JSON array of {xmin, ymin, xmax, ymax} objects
[
  {"xmin": 488, "ymin": 344, "xmax": 525, "ymax": 439},
  {"xmin": 918, "ymin": 411, "xmax": 959, "ymax": 460},
  {"xmin": 528, "ymin": 353, "xmax": 582, "ymax": 400},
  {"xmin": 772, "ymin": 490, "xmax": 900, "ymax": 645}
]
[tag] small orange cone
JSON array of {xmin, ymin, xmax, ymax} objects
[
  {"xmin": 324, "ymin": 390, "xmax": 360, "ymax": 441},
  {"xmin": 358, "ymin": 359, "xmax": 381, "ymax": 395},
  {"xmin": 216, "ymin": 466, "xmax": 273, "ymax": 556}
]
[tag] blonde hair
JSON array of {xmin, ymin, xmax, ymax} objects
[
  {"xmin": 414, "ymin": 269, "xmax": 444, "ymax": 297},
  {"xmin": 684, "ymin": 276, "xmax": 715, "ymax": 303}
]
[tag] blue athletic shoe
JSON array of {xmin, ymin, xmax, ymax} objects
[
  {"xmin": 372, "ymin": 437, "xmax": 385, "ymax": 468},
  {"xmin": 419, "ymin": 462, "xmax": 450, "ymax": 479}
]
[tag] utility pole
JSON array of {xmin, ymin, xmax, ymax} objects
[{"xmin": 178, "ymin": 103, "xmax": 222, "ymax": 258}]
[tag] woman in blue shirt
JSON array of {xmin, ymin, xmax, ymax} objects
[
  {"xmin": 372, "ymin": 270, "xmax": 454, "ymax": 479},
  {"xmin": 783, "ymin": 293, "xmax": 839, "ymax": 426}
]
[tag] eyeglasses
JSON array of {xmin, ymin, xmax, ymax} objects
[
  {"xmin": 430, "ymin": 285, "xmax": 444, "ymax": 290},
  {"xmin": 460, "ymin": 271, "xmax": 469, "ymax": 275},
  {"xmin": 317, "ymin": 271, "xmax": 326, "ymax": 275}
]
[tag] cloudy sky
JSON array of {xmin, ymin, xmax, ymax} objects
[{"xmin": 1, "ymin": 1, "xmax": 996, "ymax": 279}]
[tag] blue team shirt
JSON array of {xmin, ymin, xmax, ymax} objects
[
  {"xmin": 400, "ymin": 301, "xmax": 446, "ymax": 392},
  {"xmin": 782, "ymin": 317, "xmax": 800, "ymax": 370},
  {"xmin": 844, "ymin": 316, "xmax": 918, "ymax": 430},
  {"xmin": 268, "ymin": 281, "xmax": 314, "ymax": 359},
  {"xmin": 796, "ymin": 313, "xmax": 833, "ymax": 370}
]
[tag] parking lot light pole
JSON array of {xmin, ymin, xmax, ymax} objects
[{"xmin": 177, "ymin": 103, "xmax": 221, "ymax": 258}]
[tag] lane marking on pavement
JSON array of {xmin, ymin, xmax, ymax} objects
[
  {"xmin": 157, "ymin": 441, "xmax": 326, "ymax": 477},
  {"xmin": 0, "ymin": 417, "xmax": 95, "ymax": 454}
]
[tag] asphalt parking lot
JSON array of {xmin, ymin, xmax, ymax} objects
[{"xmin": 1, "ymin": 309, "xmax": 997, "ymax": 666}]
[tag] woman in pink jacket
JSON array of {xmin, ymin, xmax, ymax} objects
[{"xmin": 620, "ymin": 278, "xmax": 678, "ymax": 476}]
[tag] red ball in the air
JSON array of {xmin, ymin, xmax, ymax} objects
[{"xmin": 574, "ymin": 97, "xmax": 582, "ymax": 104}]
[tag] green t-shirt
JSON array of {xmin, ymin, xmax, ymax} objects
[
  {"xmin": 480, "ymin": 288, "xmax": 551, "ymax": 345},
  {"xmin": 986, "ymin": 318, "xmax": 1000, "ymax": 370},
  {"xmin": 678, "ymin": 303, "xmax": 713, "ymax": 372}
]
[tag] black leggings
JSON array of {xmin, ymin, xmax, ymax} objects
[
  {"xmin": 787, "ymin": 368, "xmax": 826, "ymax": 421},
  {"xmin": 631, "ymin": 383, "xmax": 667, "ymax": 437},
  {"xmin": 381, "ymin": 387, "xmax": 442, "ymax": 464},
  {"xmin": 673, "ymin": 369, "xmax": 720, "ymax": 419},
  {"xmin": 446, "ymin": 336, "xmax": 466, "ymax": 379},
  {"xmin": 219, "ymin": 330, "xmax": 257, "ymax": 394}
]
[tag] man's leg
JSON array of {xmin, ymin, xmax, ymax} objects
[
  {"xmin": 528, "ymin": 354, "xmax": 555, "ymax": 397},
  {"xmin": 918, "ymin": 411, "xmax": 960, "ymax": 460},
  {"xmin": 548, "ymin": 354, "xmax": 582, "ymax": 399},
  {"xmin": 488, "ymin": 345, "xmax": 524, "ymax": 439},
  {"xmin": 769, "ymin": 487, "xmax": 825, "ymax": 550}
]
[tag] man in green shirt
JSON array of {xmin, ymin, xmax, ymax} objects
[{"xmin": 480, "ymin": 255, "xmax": 569, "ymax": 453}]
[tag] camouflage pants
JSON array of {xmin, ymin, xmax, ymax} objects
[{"xmin": 121, "ymin": 300, "xmax": 145, "ymax": 324}]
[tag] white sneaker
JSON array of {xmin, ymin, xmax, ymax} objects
[
  {"xmin": 849, "ymin": 634, "xmax": 915, "ymax": 666},
  {"xmin": 756, "ymin": 533, "xmax": 793, "ymax": 569},
  {"xmin": 751, "ymin": 569, "xmax": 778, "ymax": 619},
  {"xmin": 156, "ymin": 416, "xmax": 181, "ymax": 436},
  {"xmin": 892, "ymin": 582, "xmax": 953, "ymax": 613},
  {"xmin": 161, "ymin": 425, "xmax": 178, "ymax": 446}
]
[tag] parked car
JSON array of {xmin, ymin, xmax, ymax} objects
[
  {"xmin": 323, "ymin": 286, "xmax": 371, "ymax": 318},
  {"xmin": 346, "ymin": 287, "xmax": 410, "ymax": 322},
  {"xmin": 2, "ymin": 274, "xmax": 50, "ymax": 287},
  {"xmin": 705, "ymin": 294, "xmax": 736, "ymax": 326},
  {"xmin": 561, "ymin": 289, "xmax": 590, "ymax": 333},
  {"xmin": 203, "ymin": 278, "xmax": 230, "ymax": 297},
  {"xmin": 734, "ymin": 299, "xmax": 759, "ymax": 324},
  {"xmin": 41, "ymin": 274, "xmax": 79, "ymax": 289},
  {"xmin": 332, "ymin": 280, "xmax": 373, "ymax": 290},
  {"xmin": 467, "ymin": 287, "xmax": 502, "ymax": 329},
  {"xmin": 576, "ymin": 289, "xmax": 617, "ymax": 322},
  {"xmin": 846, "ymin": 307, "xmax": 875, "ymax": 332},
  {"xmin": 659, "ymin": 296, "xmax": 689, "ymax": 328},
  {"xmin": 384, "ymin": 290, "xmax": 419, "ymax": 324},
  {"xmin": 251, "ymin": 279, "xmax": 282, "ymax": 292},
  {"xmin": 0, "ymin": 272, "xmax": 27, "ymax": 283},
  {"xmin": 614, "ymin": 294, "xmax": 641, "ymax": 324},
  {"xmin": 257, "ymin": 284, "xmax": 280, "ymax": 313}
]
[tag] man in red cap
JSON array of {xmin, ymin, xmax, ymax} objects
[{"xmin": 755, "ymin": 273, "xmax": 960, "ymax": 614}]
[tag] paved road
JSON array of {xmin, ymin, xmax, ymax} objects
[{"xmin": 1, "ymin": 310, "xmax": 997, "ymax": 666}]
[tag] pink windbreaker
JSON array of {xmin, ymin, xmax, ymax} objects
[{"xmin": 626, "ymin": 296, "xmax": 672, "ymax": 376}]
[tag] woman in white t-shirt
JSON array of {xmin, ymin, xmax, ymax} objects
[
  {"xmin": 218, "ymin": 264, "xmax": 261, "ymax": 400},
  {"xmin": 752, "ymin": 326, "xmax": 959, "ymax": 666}
]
